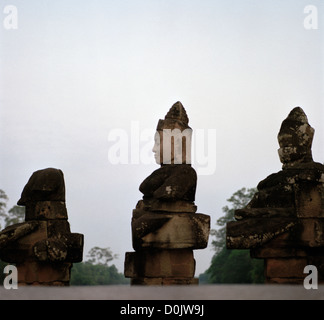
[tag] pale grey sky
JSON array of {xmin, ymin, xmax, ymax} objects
[{"xmin": 1, "ymin": 0, "xmax": 323, "ymax": 275}]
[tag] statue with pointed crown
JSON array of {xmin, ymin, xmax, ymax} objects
[
  {"xmin": 124, "ymin": 102, "xmax": 210, "ymax": 285},
  {"xmin": 226, "ymin": 107, "xmax": 324, "ymax": 284},
  {"xmin": 138, "ymin": 101, "xmax": 197, "ymax": 213},
  {"xmin": 277, "ymin": 106, "xmax": 315, "ymax": 168}
]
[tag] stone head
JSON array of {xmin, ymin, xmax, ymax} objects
[
  {"xmin": 278, "ymin": 107, "xmax": 314, "ymax": 168},
  {"xmin": 153, "ymin": 101, "xmax": 192, "ymax": 165},
  {"xmin": 17, "ymin": 168, "xmax": 65, "ymax": 206}
]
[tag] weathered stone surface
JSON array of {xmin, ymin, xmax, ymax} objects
[
  {"xmin": 132, "ymin": 212, "xmax": 210, "ymax": 250},
  {"xmin": 135, "ymin": 199, "xmax": 197, "ymax": 214},
  {"xmin": 266, "ymin": 277, "xmax": 304, "ymax": 284},
  {"xmin": 299, "ymin": 218, "xmax": 324, "ymax": 247},
  {"xmin": 252, "ymin": 247, "xmax": 307, "ymax": 259},
  {"xmin": 156, "ymin": 101, "xmax": 190, "ymax": 132},
  {"xmin": 0, "ymin": 221, "xmax": 48, "ymax": 263},
  {"xmin": 25, "ymin": 201, "xmax": 68, "ymax": 220},
  {"xmin": 0, "ymin": 221, "xmax": 39, "ymax": 250},
  {"xmin": 226, "ymin": 218, "xmax": 297, "ymax": 249},
  {"xmin": 47, "ymin": 219, "xmax": 71, "ymax": 237},
  {"xmin": 277, "ymin": 107, "xmax": 314, "ymax": 169},
  {"xmin": 251, "ymin": 234, "xmax": 307, "ymax": 258},
  {"xmin": 17, "ymin": 168, "xmax": 65, "ymax": 205},
  {"xmin": 125, "ymin": 249, "xmax": 195, "ymax": 278},
  {"xmin": 139, "ymin": 164, "xmax": 197, "ymax": 204},
  {"xmin": 266, "ymin": 258, "xmax": 307, "ymax": 278},
  {"xmin": 295, "ymin": 183, "xmax": 324, "ymax": 218},
  {"xmin": 34, "ymin": 239, "xmax": 68, "ymax": 262},
  {"xmin": 234, "ymin": 208, "xmax": 295, "ymax": 220},
  {"xmin": 17, "ymin": 261, "xmax": 71, "ymax": 286},
  {"xmin": 64, "ymin": 233, "xmax": 84, "ymax": 262},
  {"xmin": 131, "ymin": 277, "xmax": 198, "ymax": 286}
]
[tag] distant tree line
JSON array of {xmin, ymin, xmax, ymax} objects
[{"xmin": 70, "ymin": 247, "xmax": 129, "ymax": 285}]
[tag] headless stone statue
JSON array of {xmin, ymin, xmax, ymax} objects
[
  {"xmin": 17, "ymin": 168, "xmax": 65, "ymax": 205},
  {"xmin": 0, "ymin": 168, "xmax": 84, "ymax": 286}
]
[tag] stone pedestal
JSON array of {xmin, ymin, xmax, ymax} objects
[
  {"xmin": 125, "ymin": 249, "xmax": 197, "ymax": 285},
  {"xmin": 125, "ymin": 209, "xmax": 210, "ymax": 285}
]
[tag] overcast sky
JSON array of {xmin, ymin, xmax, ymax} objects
[{"xmin": 1, "ymin": 0, "xmax": 323, "ymax": 275}]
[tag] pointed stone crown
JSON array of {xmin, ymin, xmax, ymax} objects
[
  {"xmin": 156, "ymin": 101, "xmax": 191, "ymax": 131},
  {"xmin": 278, "ymin": 107, "xmax": 314, "ymax": 167}
]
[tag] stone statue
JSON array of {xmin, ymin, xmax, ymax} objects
[
  {"xmin": 0, "ymin": 168, "xmax": 84, "ymax": 286},
  {"xmin": 125, "ymin": 102, "xmax": 210, "ymax": 285},
  {"xmin": 226, "ymin": 107, "xmax": 324, "ymax": 283},
  {"xmin": 137, "ymin": 101, "xmax": 197, "ymax": 213},
  {"xmin": 234, "ymin": 107, "xmax": 323, "ymax": 221}
]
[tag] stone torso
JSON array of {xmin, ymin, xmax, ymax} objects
[{"xmin": 139, "ymin": 164, "xmax": 197, "ymax": 202}]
